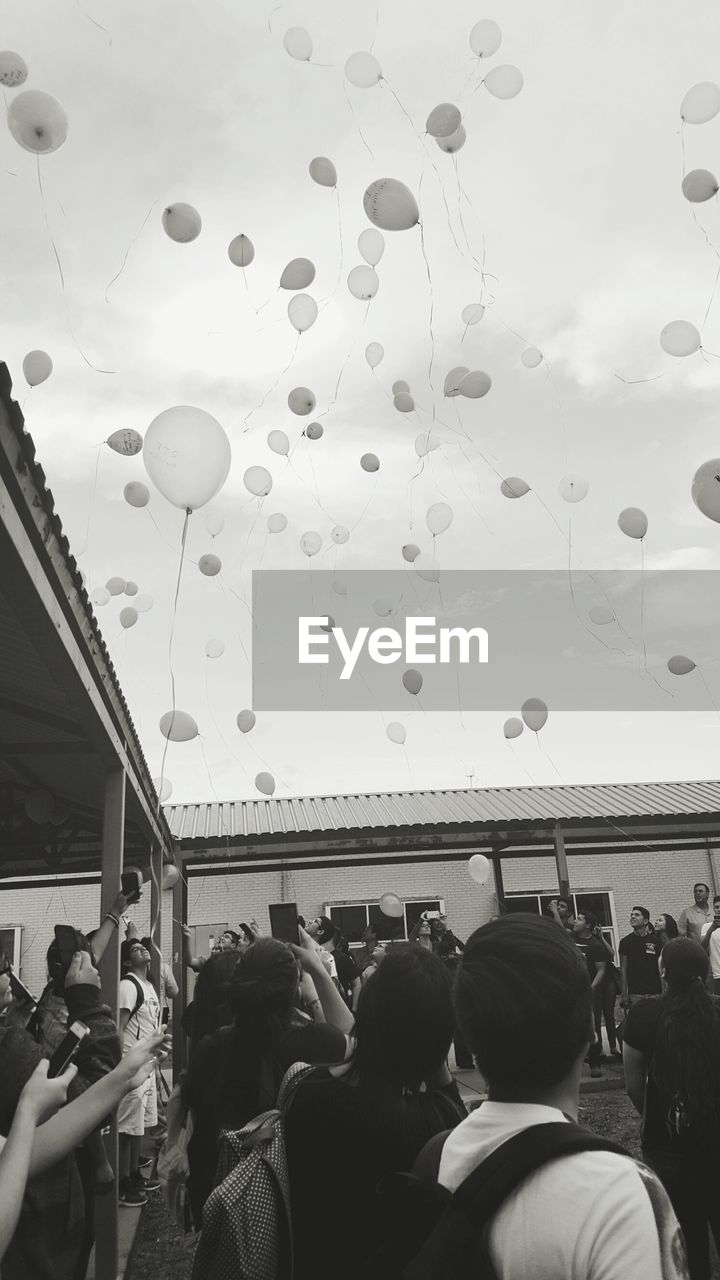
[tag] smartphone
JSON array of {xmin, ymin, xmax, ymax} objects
[
  {"xmin": 121, "ymin": 869, "xmax": 143, "ymax": 905},
  {"xmin": 47, "ymin": 1020, "xmax": 90, "ymax": 1078},
  {"xmin": 161, "ymin": 1007, "xmax": 170, "ymax": 1028},
  {"xmin": 425, "ymin": 910, "xmax": 441, "ymax": 920},
  {"xmin": 54, "ymin": 924, "xmax": 84, "ymax": 972},
  {"xmin": 9, "ymin": 972, "xmax": 38, "ymax": 1008},
  {"xmin": 268, "ymin": 903, "xmax": 300, "ymax": 947},
  {"xmin": 239, "ymin": 923, "xmax": 255, "ymax": 944}
]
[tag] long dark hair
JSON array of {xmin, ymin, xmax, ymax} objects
[
  {"xmin": 657, "ymin": 914, "xmax": 679, "ymax": 941},
  {"xmin": 190, "ymin": 951, "xmax": 239, "ymax": 1051},
  {"xmin": 652, "ymin": 937, "xmax": 720, "ymax": 1148},
  {"xmin": 227, "ymin": 938, "xmax": 300, "ymax": 1056}
]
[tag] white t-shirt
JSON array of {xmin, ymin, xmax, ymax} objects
[
  {"xmin": 438, "ymin": 1102, "xmax": 685, "ymax": 1280},
  {"xmin": 119, "ymin": 973, "xmax": 161, "ymax": 1052},
  {"xmin": 701, "ymin": 922, "xmax": 720, "ymax": 977}
]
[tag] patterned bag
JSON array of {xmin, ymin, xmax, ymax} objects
[{"xmin": 190, "ymin": 1062, "xmax": 315, "ymax": 1280}]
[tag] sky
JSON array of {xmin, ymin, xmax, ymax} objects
[{"xmin": 3, "ymin": 0, "xmax": 720, "ymax": 803}]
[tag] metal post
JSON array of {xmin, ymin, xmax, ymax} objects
[
  {"xmin": 172, "ymin": 861, "xmax": 188, "ymax": 1073},
  {"xmin": 149, "ymin": 843, "xmax": 162, "ymax": 994},
  {"xmin": 554, "ymin": 821, "xmax": 570, "ymax": 899},
  {"xmin": 96, "ymin": 766, "xmax": 125, "ymax": 1280},
  {"xmin": 491, "ymin": 850, "xmax": 506, "ymax": 913}
]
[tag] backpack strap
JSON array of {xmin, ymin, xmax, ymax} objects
[
  {"xmin": 276, "ymin": 1061, "xmax": 318, "ymax": 1115},
  {"xmin": 123, "ymin": 973, "xmax": 146, "ymax": 1035}
]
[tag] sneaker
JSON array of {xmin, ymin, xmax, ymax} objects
[
  {"xmin": 590, "ymin": 1066, "xmax": 603, "ymax": 1079},
  {"xmin": 138, "ymin": 1156, "xmax": 153, "ymax": 1169},
  {"xmin": 132, "ymin": 1171, "xmax": 161, "ymax": 1193},
  {"xmin": 119, "ymin": 1180, "xmax": 147, "ymax": 1207}
]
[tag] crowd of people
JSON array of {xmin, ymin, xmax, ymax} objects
[{"xmin": 3, "ymin": 882, "xmax": 720, "ymax": 1277}]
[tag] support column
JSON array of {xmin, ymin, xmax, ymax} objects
[
  {"xmin": 554, "ymin": 821, "xmax": 570, "ymax": 899},
  {"xmin": 149, "ymin": 843, "xmax": 163, "ymax": 994},
  {"xmin": 172, "ymin": 861, "xmax": 188, "ymax": 1073},
  {"xmin": 491, "ymin": 850, "xmax": 506, "ymax": 914},
  {"xmin": 96, "ymin": 766, "xmax": 125, "ymax": 1280}
]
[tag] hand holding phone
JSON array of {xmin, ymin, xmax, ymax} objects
[
  {"xmin": 268, "ymin": 903, "xmax": 300, "ymax": 947},
  {"xmin": 18, "ymin": 1058, "xmax": 77, "ymax": 1125},
  {"xmin": 47, "ymin": 1020, "xmax": 90, "ymax": 1078}
]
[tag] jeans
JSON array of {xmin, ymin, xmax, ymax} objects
[
  {"xmin": 593, "ymin": 980, "xmax": 618, "ymax": 1051},
  {"xmin": 644, "ymin": 1150, "xmax": 720, "ymax": 1280}
]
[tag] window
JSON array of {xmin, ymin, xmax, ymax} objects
[
  {"xmin": 505, "ymin": 891, "xmax": 619, "ymax": 958},
  {"xmin": 325, "ymin": 899, "xmax": 446, "ymax": 945},
  {"xmin": 0, "ymin": 926, "xmax": 22, "ymax": 968}
]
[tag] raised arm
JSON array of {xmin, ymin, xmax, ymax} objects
[
  {"xmin": 91, "ymin": 891, "xmax": 129, "ymax": 963},
  {"xmin": 291, "ymin": 927, "xmax": 355, "ymax": 1036}
]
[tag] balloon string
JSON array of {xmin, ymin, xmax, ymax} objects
[
  {"xmin": 507, "ymin": 738, "xmax": 540, "ymax": 786},
  {"xmin": 640, "ymin": 537, "xmax": 647, "ymax": 672},
  {"xmin": 105, "ymin": 196, "xmax": 163, "ymax": 301},
  {"xmin": 36, "ymin": 158, "xmax": 115, "ymax": 374},
  {"xmin": 318, "ymin": 299, "xmax": 371, "ymax": 421},
  {"xmin": 145, "ymin": 506, "xmax": 199, "ymax": 565},
  {"xmin": 698, "ymin": 667, "xmax": 720, "ymax": 726},
  {"xmin": 369, "ymin": 1, "xmax": 380, "ymax": 51},
  {"xmin": 343, "ymin": 83, "xmax": 374, "ymax": 159},
  {"xmin": 381, "ymin": 78, "xmax": 418, "ymax": 146},
  {"xmin": 267, "ymin": 2, "xmax": 285, "ymax": 33},
  {"xmin": 244, "ymin": 330, "xmax": 300, "ymax": 428},
  {"xmin": 417, "ymin": 176, "xmax": 436, "ymax": 405},
  {"xmin": 451, "ymin": 155, "xmax": 489, "ymax": 294},
  {"xmin": 334, "ymin": 184, "xmax": 344, "ymax": 296},
  {"xmin": 534, "ymin": 730, "xmax": 563, "ymax": 781},
  {"xmin": 157, "ymin": 508, "xmax": 190, "ymax": 812},
  {"xmin": 701, "ymin": 258, "xmax": 720, "ymax": 334},
  {"xmin": 74, "ymin": 0, "xmax": 112, "ymax": 40},
  {"xmin": 79, "ymin": 443, "xmax": 102, "ymax": 564}
]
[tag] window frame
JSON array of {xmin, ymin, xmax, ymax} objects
[
  {"xmin": 324, "ymin": 898, "xmax": 446, "ymax": 945},
  {"xmin": 504, "ymin": 890, "xmax": 620, "ymax": 959},
  {"xmin": 0, "ymin": 925, "xmax": 23, "ymax": 970}
]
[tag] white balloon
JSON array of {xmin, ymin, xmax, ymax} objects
[
  {"xmin": 682, "ymin": 169, "xmax": 719, "ymax": 203},
  {"xmin": 120, "ymin": 606, "xmax": 138, "ymax": 629},
  {"xmin": 305, "ymin": 422, "xmax": 323, "ymax": 440},
  {"xmin": 162, "ymin": 203, "xmax": 201, "ymax": 243},
  {"xmin": 288, "ymin": 386, "xmax": 316, "ymax": 415},
  {"xmin": 345, "ymin": 51, "xmax": 382, "ymax": 88},
  {"xmin": 348, "ymin": 264, "xmax": 379, "ymax": 300},
  {"xmin": 244, "ymin": 465, "xmax": 273, "ymax": 496},
  {"xmin": 204, "ymin": 511, "xmax": 224, "ymax": 537},
  {"xmin": 393, "ymin": 380, "xmax": 411, "ymax": 394},
  {"xmin": 124, "ymin": 481, "xmax": 150, "ymax": 508},
  {"xmin": 691, "ymin": 459, "xmax": 720, "ymax": 523},
  {"xmin": 280, "ymin": 258, "xmax": 315, "ymax": 290},
  {"xmin": 366, "ymin": 342, "xmax": 384, "ymax": 368},
  {"xmin": 0, "ymin": 51, "xmax": 28, "ymax": 87},
  {"xmin": 161, "ymin": 863, "xmax": 180, "ymax": 888},
  {"xmin": 309, "ymin": 156, "xmax": 337, "ymax": 187},
  {"xmin": 680, "ymin": 81, "xmax": 720, "ymax": 124},
  {"xmin": 444, "ymin": 367, "xmax": 468, "ymax": 397},
  {"xmin": 332, "ymin": 579, "xmax": 348, "ymax": 596},
  {"xmin": 394, "ymin": 392, "xmax": 415, "ymax": 412},
  {"xmin": 135, "ymin": 594, "xmax": 154, "ymax": 612},
  {"xmin": 426, "ymin": 103, "xmax": 462, "ymax": 139},
  {"xmin": 668, "ymin": 654, "xmax": 696, "ymax": 676},
  {"xmin": 484, "ymin": 65, "xmax": 524, "ymax": 99},
  {"xmin": 358, "ymin": 228, "xmax": 385, "ymax": 266},
  {"xmin": 374, "ymin": 597, "xmax": 396, "ymax": 617},
  {"xmin": 469, "ymin": 19, "xmax": 502, "ymax": 57},
  {"xmin": 379, "ymin": 891, "xmax": 404, "ymax": 917},
  {"xmin": 501, "ymin": 477, "xmax": 530, "ymax": 499},
  {"xmin": 558, "ymin": 475, "xmax": 589, "ymax": 503},
  {"xmin": 22, "ymin": 350, "xmax": 53, "ymax": 387},
  {"xmin": 361, "ymin": 453, "xmax": 380, "ymax": 473},
  {"xmin": 660, "ymin": 320, "xmax": 701, "ymax": 357},
  {"xmin": 415, "ymin": 431, "xmax": 440, "ymax": 458},
  {"xmin": 267, "ymin": 430, "xmax": 289, "ymax": 456},
  {"xmin": 268, "ymin": 512, "xmax": 287, "ymax": 533},
  {"xmin": 521, "ymin": 697, "xmax": 548, "ymax": 732},
  {"xmin": 386, "ymin": 721, "xmax": 406, "ymax": 745},
  {"xmin": 589, "ymin": 605, "xmax": 614, "ymax": 625},
  {"xmin": 92, "ymin": 588, "xmax": 110, "ymax": 606},
  {"xmin": 228, "ymin": 234, "xmax": 254, "ymax": 267},
  {"xmin": 153, "ymin": 777, "xmax": 173, "ymax": 803},
  {"xmin": 521, "ymin": 347, "xmax": 543, "ymax": 369},
  {"xmin": 617, "ymin": 507, "xmax": 647, "ymax": 540},
  {"xmin": 143, "ymin": 406, "xmax": 231, "ymax": 512},
  {"xmin": 332, "ymin": 525, "xmax": 350, "ymax": 544},
  {"xmin": 426, "ymin": 502, "xmax": 453, "ymax": 535},
  {"xmin": 284, "ymin": 26, "xmax": 312, "ymax": 60},
  {"xmin": 125, "ymin": 582, "xmax": 138, "ymax": 596},
  {"xmin": 107, "ymin": 428, "xmax": 143, "ymax": 456},
  {"xmin": 300, "ymin": 531, "xmax": 322, "ymax": 557},
  {"xmin": 8, "ymin": 90, "xmax": 68, "ymax": 153},
  {"xmin": 468, "ymin": 853, "xmax": 491, "ymax": 885},
  {"xmin": 364, "ymin": 179, "xmax": 419, "ymax": 232},
  {"xmin": 205, "ymin": 639, "xmax": 225, "ymax": 658},
  {"xmin": 199, "ymin": 553, "xmax": 222, "ymax": 576},
  {"xmin": 402, "ymin": 543, "xmax": 421, "ymax": 563},
  {"xmin": 106, "ymin": 577, "xmax": 126, "ymax": 595},
  {"xmin": 159, "ymin": 710, "xmax": 198, "ymax": 742},
  {"xmin": 436, "ymin": 124, "xmax": 467, "ymax": 154},
  {"xmin": 415, "ymin": 552, "xmax": 440, "ymax": 583},
  {"xmin": 503, "ymin": 717, "xmax": 523, "ymax": 740},
  {"xmin": 237, "ymin": 709, "xmax": 256, "ymax": 733},
  {"xmin": 459, "ymin": 370, "xmax": 492, "ymax": 398},
  {"xmin": 255, "ymin": 771, "xmax": 276, "ymax": 795},
  {"xmin": 288, "ymin": 293, "xmax": 318, "ymax": 332},
  {"xmin": 462, "ymin": 303, "xmax": 485, "ymax": 326}
]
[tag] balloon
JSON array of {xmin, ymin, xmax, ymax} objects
[
  {"xmin": 484, "ymin": 65, "xmax": 524, "ymax": 100},
  {"xmin": 348, "ymin": 265, "xmax": 379, "ymax": 300},
  {"xmin": 414, "ymin": 553, "xmax": 440, "ymax": 583},
  {"xmin": 503, "ymin": 717, "xmax": 523, "ymax": 740},
  {"xmin": 0, "ymin": 52, "xmax": 28, "ymax": 87},
  {"xmin": 8, "ymin": 90, "xmax": 68, "ymax": 153},
  {"xmin": 521, "ymin": 347, "xmax": 543, "ymax": 369},
  {"xmin": 199, "ymin": 554, "xmax": 221, "ymax": 576},
  {"xmin": 469, "ymin": 18, "xmax": 502, "ymax": 57},
  {"xmin": 300, "ymin": 531, "xmax": 322, "ymax": 557},
  {"xmin": 364, "ymin": 179, "xmax": 419, "ymax": 232},
  {"xmin": 415, "ymin": 431, "xmax": 440, "ymax": 458},
  {"xmin": 162, "ymin": 203, "xmax": 201, "ymax": 243},
  {"xmin": 283, "ymin": 27, "xmax": 312, "ymax": 60},
  {"xmin": 426, "ymin": 502, "xmax": 453, "ymax": 535},
  {"xmin": 106, "ymin": 577, "xmax": 126, "ymax": 595},
  {"xmin": 386, "ymin": 722, "xmax": 406, "ymax": 745},
  {"xmin": 345, "ymin": 51, "xmax": 382, "ymax": 88},
  {"xmin": 22, "ymin": 350, "xmax": 52, "ymax": 387},
  {"xmin": 288, "ymin": 293, "xmax": 318, "ymax": 332},
  {"xmin": 682, "ymin": 169, "xmax": 719, "ymax": 203},
  {"xmin": 243, "ymin": 465, "xmax": 272, "ymax": 497},
  {"xmin": 426, "ymin": 103, "xmax": 462, "ymax": 139},
  {"xmin": 92, "ymin": 588, "xmax": 110, "ymax": 606},
  {"xmin": 228, "ymin": 234, "xmax": 254, "ymax": 267},
  {"xmin": 159, "ymin": 710, "xmax": 198, "ymax": 742},
  {"xmin": 120, "ymin": 607, "xmax": 138, "ymax": 629},
  {"xmin": 153, "ymin": 777, "xmax": 173, "ymax": 803},
  {"xmin": 660, "ymin": 320, "xmax": 701, "ymax": 357},
  {"xmin": 268, "ymin": 513, "xmax": 287, "ymax": 533},
  {"xmin": 280, "ymin": 258, "xmax": 315, "ymax": 290},
  {"xmin": 589, "ymin": 605, "xmax": 614, "ymax": 625},
  {"xmin": 403, "ymin": 669, "xmax": 423, "ymax": 696},
  {"xmin": 267, "ymin": 430, "xmax": 289, "ymax": 456},
  {"xmin": 125, "ymin": 582, "xmax": 138, "ymax": 596},
  {"xmin": 462, "ymin": 303, "xmax": 485, "ymax": 326},
  {"xmin": 204, "ymin": 511, "xmax": 223, "ymax": 537},
  {"xmin": 237, "ymin": 709, "xmax": 256, "ymax": 733},
  {"xmin": 521, "ymin": 697, "xmax": 548, "ymax": 732},
  {"xmin": 402, "ymin": 543, "xmax": 421, "ymax": 563},
  {"xmin": 309, "ymin": 156, "xmax": 337, "ymax": 187},
  {"xmin": 320, "ymin": 616, "xmax": 336, "ymax": 634},
  {"xmin": 366, "ymin": 342, "xmax": 384, "ymax": 368},
  {"xmin": 680, "ymin": 81, "xmax": 720, "ymax": 124},
  {"xmin": 458, "ymin": 370, "xmax": 492, "ymax": 398},
  {"xmin": 468, "ymin": 853, "xmax": 491, "ymax": 885},
  {"xmin": 436, "ymin": 124, "xmax": 466, "ymax": 154},
  {"xmin": 668, "ymin": 654, "xmax": 696, "ymax": 676},
  {"xmin": 124, "ymin": 481, "xmax": 150, "ymax": 508},
  {"xmin": 691, "ymin": 459, "xmax": 720, "ymax": 523},
  {"xmin": 361, "ymin": 453, "xmax": 380, "ymax": 472},
  {"xmin": 332, "ymin": 579, "xmax": 348, "ymax": 596},
  {"xmin": 305, "ymin": 422, "xmax": 323, "ymax": 440},
  {"xmin": 255, "ymin": 771, "xmax": 276, "ymax": 796},
  {"xmin": 332, "ymin": 525, "xmax": 349, "ymax": 544},
  {"xmin": 107, "ymin": 428, "xmax": 143, "ymax": 456},
  {"xmin": 617, "ymin": 507, "xmax": 647, "ymax": 540},
  {"xmin": 359, "ymin": 228, "xmax": 385, "ymax": 266},
  {"xmin": 161, "ymin": 863, "xmax": 180, "ymax": 889},
  {"xmin": 558, "ymin": 475, "xmax": 589, "ymax": 503},
  {"xmin": 394, "ymin": 392, "xmax": 415, "ymax": 412},
  {"xmin": 143, "ymin": 406, "xmax": 231, "ymax": 511},
  {"xmin": 205, "ymin": 639, "xmax": 225, "ymax": 659},
  {"xmin": 288, "ymin": 387, "xmax": 316, "ymax": 415},
  {"xmin": 501, "ymin": 477, "xmax": 530, "ymax": 499},
  {"xmin": 135, "ymin": 594, "xmax": 154, "ymax": 612},
  {"xmin": 444, "ymin": 367, "xmax": 468, "ymax": 397},
  {"xmin": 393, "ymin": 380, "xmax": 410, "ymax": 394},
  {"xmin": 25, "ymin": 789, "xmax": 54, "ymax": 824},
  {"xmin": 374, "ymin": 597, "xmax": 396, "ymax": 616}
]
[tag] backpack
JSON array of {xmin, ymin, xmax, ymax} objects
[
  {"xmin": 368, "ymin": 1122, "xmax": 629, "ymax": 1280},
  {"xmin": 190, "ymin": 1061, "xmax": 316, "ymax": 1280}
]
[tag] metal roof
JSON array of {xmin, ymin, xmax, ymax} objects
[{"xmin": 164, "ymin": 778, "xmax": 720, "ymax": 843}]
